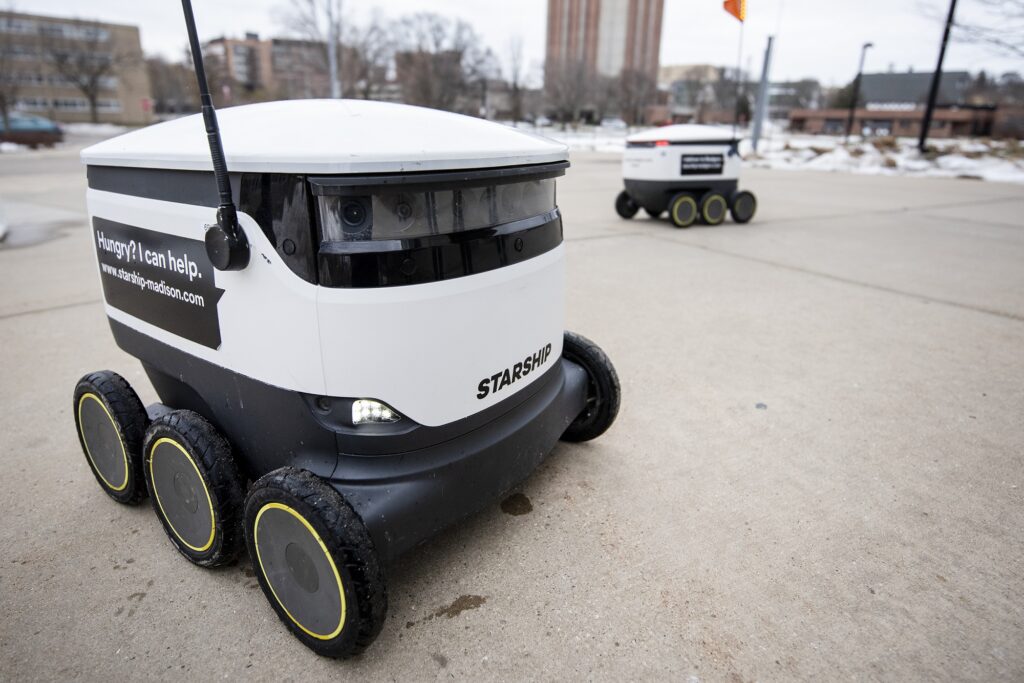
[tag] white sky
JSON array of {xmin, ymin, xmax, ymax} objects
[{"xmin": 20, "ymin": 0, "xmax": 1024, "ymax": 87}]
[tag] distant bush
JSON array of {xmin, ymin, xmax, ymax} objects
[{"xmin": 872, "ymin": 136, "xmax": 899, "ymax": 151}]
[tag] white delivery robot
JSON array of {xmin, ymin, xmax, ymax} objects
[
  {"xmin": 616, "ymin": 124, "xmax": 757, "ymax": 228},
  {"xmin": 71, "ymin": 2, "xmax": 620, "ymax": 659}
]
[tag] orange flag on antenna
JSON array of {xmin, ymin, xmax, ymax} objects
[{"xmin": 724, "ymin": 0, "xmax": 746, "ymax": 21}]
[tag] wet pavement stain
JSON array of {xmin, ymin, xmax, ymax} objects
[
  {"xmin": 435, "ymin": 594, "xmax": 486, "ymax": 618},
  {"xmin": 501, "ymin": 492, "xmax": 533, "ymax": 516},
  {"xmin": 405, "ymin": 595, "xmax": 488, "ymax": 629},
  {"xmin": 431, "ymin": 653, "xmax": 448, "ymax": 668}
]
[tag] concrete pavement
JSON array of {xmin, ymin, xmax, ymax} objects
[{"xmin": 1, "ymin": 141, "xmax": 1022, "ymax": 681}]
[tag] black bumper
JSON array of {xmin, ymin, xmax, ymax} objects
[
  {"xmin": 112, "ymin": 320, "xmax": 588, "ymax": 565},
  {"xmin": 329, "ymin": 358, "xmax": 588, "ymax": 562},
  {"xmin": 624, "ymin": 178, "xmax": 738, "ymax": 214}
]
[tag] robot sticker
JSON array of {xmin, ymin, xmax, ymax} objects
[{"xmin": 92, "ymin": 217, "xmax": 224, "ymax": 349}]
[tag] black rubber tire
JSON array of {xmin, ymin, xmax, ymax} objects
[
  {"xmin": 561, "ymin": 331, "xmax": 621, "ymax": 442},
  {"xmin": 644, "ymin": 207, "xmax": 663, "ymax": 219},
  {"xmin": 668, "ymin": 193, "xmax": 698, "ymax": 228},
  {"xmin": 730, "ymin": 189, "xmax": 757, "ymax": 224},
  {"xmin": 615, "ymin": 190, "xmax": 639, "ymax": 219},
  {"xmin": 143, "ymin": 410, "xmax": 245, "ymax": 567},
  {"xmin": 700, "ymin": 192, "xmax": 728, "ymax": 226},
  {"xmin": 244, "ymin": 468, "xmax": 387, "ymax": 659},
  {"xmin": 73, "ymin": 370, "xmax": 149, "ymax": 505}
]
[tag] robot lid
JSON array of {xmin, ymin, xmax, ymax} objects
[
  {"xmin": 626, "ymin": 123, "xmax": 739, "ymax": 146},
  {"xmin": 80, "ymin": 99, "xmax": 569, "ymax": 174}
]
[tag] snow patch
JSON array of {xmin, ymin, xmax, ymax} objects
[
  {"xmin": 509, "ymin": 121, "xmax": 1024, "ymax": 184},
  {"xmin": 63, "ymin": 122, "xmax": 131, "ymax": 136}
]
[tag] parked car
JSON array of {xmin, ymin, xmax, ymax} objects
[{"xmin": 0, "ymin": 113, "xmax": 63, "ymax": 148}]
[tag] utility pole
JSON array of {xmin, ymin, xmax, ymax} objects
[
  {"xmin": 751, "ymin": 35, "xmax": 773, "ymax": 152},
  {"xmin": 845, "ymin": 42, "xmax": 873, "ymax": 142},
  {"xmin": 918, "ymin": 0, "xmax": 958, "ymax": 152},
  {"xmin": 326, "ymin": 0, "xmax": 342, "ymax": 98}
]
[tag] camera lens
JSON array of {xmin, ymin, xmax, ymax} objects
[{"xmin": 341, "ymin": 201, "xmax": 366, "ymax": 227}]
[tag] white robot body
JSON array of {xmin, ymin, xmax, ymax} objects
[{"xmin": 82, "ymin": 101, "xmax": 569, "ymax": 427}]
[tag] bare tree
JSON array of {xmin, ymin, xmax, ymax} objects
[
  {"xmin": 544, "ymin": 59, "xmax": 590, "ymax": 129},
  {"xmin": 618, "ymin": 68, "xmax": 655, "ymax": 126},
  {"xmin": 343, "ymin": 12, "xmax": 392, "ymax": 100},
  {"xmin": 590, "ymin": 74, "xmax": 618, "ymax": 122},
  {"xmin": 44, "ymin": 20, "xmax": 141, "ymax": 123},
  {"xmin": 146, "ymin": 55, "xmax": 197, "ymax": 115},
  {"xmin": 277, "ymin": 0, "xmax": 343, "ymax": 96},
  {"xmin": 506, "ymin": 36, "xmax": 525, "ymax": 124},
  {"xmin": 951, "ymin": 0, "xmax": 1024, "ymax": 59},
  {"xmin": 393, "ymin": 13, "xmax": 487, "ymax": 112}
]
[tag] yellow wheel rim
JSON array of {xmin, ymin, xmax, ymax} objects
[
  {"xmin": 672, "ymin": 196, "xmax": 697, "ymax": 226},
  {"xmin": 77, "ymin": 393, "xmax": 129, "ymax": 491},
  {"xmin": 254, "ymin": 502, "xmax": 347, "ymax": 640},
  {"xmin": 149, "ymin": 437, "xmax": 217, "ymax": 552},
  {"xmin": 702, "ymin": 195, "xmax": 727, "ymax": 223}
]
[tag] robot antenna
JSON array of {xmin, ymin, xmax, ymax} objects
[{"xmin": 181, "ymin": 0, "xmax": 249, "ymax": 271}]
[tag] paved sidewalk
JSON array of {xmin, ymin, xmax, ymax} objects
[{"xmin": 1, "ymin": 144, "xmax": 1022, "ymax": 681}]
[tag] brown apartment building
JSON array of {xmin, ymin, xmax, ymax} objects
[
  {"xmin": 204, "ymin": 35, "xmax": 398, "ymax": 103},
  {"xmin": 0, "ymin": 11, "xmax": 152, "ymax": 125},
  {"xmin": 546, "ymin": 0, "xmax": 664, "ymax": 81}
]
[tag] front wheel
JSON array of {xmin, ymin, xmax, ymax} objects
[
  {"xmin": 615, "ymin": 190, "xmax": 639, "ymax": 219},
  {"xmin": 561, "ymin": 331, "xmax": 621, "ymax": 442},
  {"xmin": 668, "ymin": 193, "xmax": 698, "ymax": 228},
  {"xmin": 245, "ymin": 468, "xmax": 387, "ymax": 659}
]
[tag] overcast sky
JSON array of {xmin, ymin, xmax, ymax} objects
[{"xmin": 23, "ymin": 0, "xmax": 1024, "ymax": 87}]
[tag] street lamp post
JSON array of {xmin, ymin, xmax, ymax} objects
[{"xmin": 845, "ymin": 42, "xmax": 873, "ymax": 142}]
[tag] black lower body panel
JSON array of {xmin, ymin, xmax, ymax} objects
[
  {"xmin": 108, "ymin": 319, "xmax": 587, "ymax": 563},
  {"xmin": 624, "ymin": 178, "xmax": 738, "ymax": 214}
]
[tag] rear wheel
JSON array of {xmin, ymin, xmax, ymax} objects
[
  {"xmin": 245, "ymin": 468, "xmax": 387, "ymax": 659},
  {"xmin": 143, "ymin": 410, "xmax": 245, "ymax": 567},
  {"xmin": 73, "ymin": 370, "xmax": 149, "ymax": 505},
  {"xmin": 561, "ymin": 331, "xmax": 621, "ymax": 442},
  {"xmin": 700, "ymin": 192, "xmax": 728, "ymax": 225},
  {"xmin": 730, "ymin": 190, "xmax": 757, "ymax": 223},
  {"xmin": 668, "ymin": 193, "xmax": 698, "ymax": 228},
  {"xmin": 615, "ymin": 190, "xmax": 639, "ymax": 219}
]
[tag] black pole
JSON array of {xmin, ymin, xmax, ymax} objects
[
  {"xmin": 181, "ymin": 0, "xmax": 248, "ymax": 271},
  {"xmin": 918, "ymin": 0, "xmax": 958, "ymax": 153},
  {"xmin": 844, "ymin": 73, "xmax": 860, "ymax": 142},
  {"xmin": 845, "ymin": 43, "xmax": 871, "ymax": 143}
]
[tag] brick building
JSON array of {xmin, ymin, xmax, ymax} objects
[
  {"xmin": 0, "ymin": 11, "xmax": 152, "ymax": 125},
  {"xmin": 545, "ymin": 0, "xmax": 664, "ymax": 81}
]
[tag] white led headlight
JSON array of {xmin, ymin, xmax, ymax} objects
[{"xmin": 352, "ymin": 399, "xmax": 401, "ymax": 425}]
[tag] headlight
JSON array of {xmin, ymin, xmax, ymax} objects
[{"xmin": 351, "ymin": 399, "xmax": 401, "ymax": 425}]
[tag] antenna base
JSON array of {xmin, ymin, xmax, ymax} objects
[{"xmin": 205, "ymin": 213, "xmax": 249, "ymax": 271}]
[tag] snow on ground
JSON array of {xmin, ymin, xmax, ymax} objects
[
  {"xmin": 0, "ymin": 142, "xmax": 28, "ymax": 153},
  {"xmin": 517, "ymin": 122, "xmax": 1024, "ymax": 185},
  {"xmin": 746, "ymin": 133, "xmax": 1024, "ymax": 184},
  {"xmin": 61, "ymin": 122, "xmax": 131, "ymax": 136}
]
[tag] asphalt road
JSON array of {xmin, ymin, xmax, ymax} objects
[{"xmin": 1, "ymin": 138, "xmax": 1022, "ymax": 681}]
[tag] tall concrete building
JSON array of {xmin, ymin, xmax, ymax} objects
[
  {"xmin": 546, "ymin": 0, "xmax": 664, "ymax": 80},
  {"xmin": 0, "ymin": 11, "xmax": 152, "ymax": 125}
]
